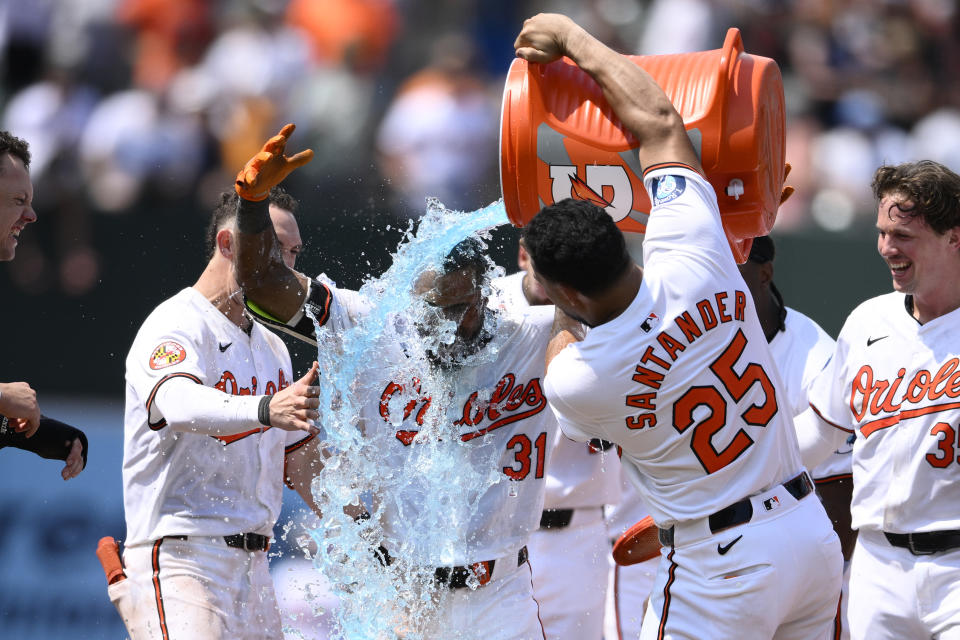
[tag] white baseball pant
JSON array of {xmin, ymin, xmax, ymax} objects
[
  {"xmin": 111, "ymin": 536, "xmax": 282, "ymax": 640},
  {"xmin": 848, "ymin": 529, "xmax": 960, "ymax": 640},
  {"xmin": 640, "ymin": 481, "xmax": 842, "ymax": 640},
  {"xmin": 529, "ymin": 507, "xmax": 608, "ymax": 639}
]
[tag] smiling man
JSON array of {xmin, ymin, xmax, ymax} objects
[
  {"xmin": 802, "ymin": 160, "xmax": 960, "ymax": 640},
  {"xmin": 0, "ymin": 131, "xmax": 35, "ymax": 261},
  {"xmin": 0, "ymin": 130, "xmax": 87, "ymax": 480}
]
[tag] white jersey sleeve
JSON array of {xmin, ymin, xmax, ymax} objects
[
  {"xmin": 151, "ymin": 376, "xmax": 261, "ymax": 435},
  {"xmin": 126, "ymin": 303, "xmax": 260, "ymax": 432},
  {"xmin": 770, "ymin": 308, "xmax": 851, "ymax": 480},
  {"xmin": 642, "ymin": 164, "xmax": 735, "ymax": 275}
]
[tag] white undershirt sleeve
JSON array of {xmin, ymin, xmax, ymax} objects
[
  {"xmin": 795, "ymin": 406, "xmax": 849, "ymax": 471},
  {"xmin": 153, "ymin": 376, "xmax": 263, "ymax": 436}
]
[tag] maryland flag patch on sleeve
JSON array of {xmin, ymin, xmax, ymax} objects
[{"xmin": 149, "ymin": 341, "xmax": 187, "ymax": 370}]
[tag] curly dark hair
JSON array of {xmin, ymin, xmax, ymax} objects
[
  {"xmin": 0, "ymin": 130, "xmax": 31, "ymax": 170},
  {"xmin": 871, "ymin": 160, "xmax": 960, "ymax": 234},
  {"xmin": 204, "ymin": 186, "xmax": 299, "ymax": 260},
  {"xmin": 442, "ymin": 236, "xmax": 488, "ymax": 279},
  {"xmin": 521, "ymin": 198, "xmax": 631, "ymax": 295}
]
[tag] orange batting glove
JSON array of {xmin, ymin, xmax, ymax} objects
[
  {"xmin": 96, "ymin": 536, "xmax": 127, "ymax": 585},
  {"xmin": 235, "ymin": 124, "xmax": 314, "ymax": 201}
]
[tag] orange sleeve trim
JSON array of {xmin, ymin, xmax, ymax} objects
[
  {"xmin": 814, "ymin": 473, "xmax": 853, "ymax": 484},
  {"xmin": 809, "ymin": 403, "xmax": 854, "ymax": 434},
  {"xmin": 213, "ymin": 427, "xmax": 269, "ymax": 446},
  {"xmin": 642, "ymin": 162, "xmax": 705, "ymax": 180},
  {"xmin": 146, "ymin": 373, "xmax": 203, "ymax": 431},
  {"xmin": 284, "ymin": 432, "xmax": 317, "ymax": 456}
]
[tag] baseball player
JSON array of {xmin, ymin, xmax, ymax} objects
[
  {"xmin": 802, "ymin": 160, "xmax": 960, "ymax": 640},
  {"xmin": 605, "ymin": 236, "xmax": 856, "ymax": 640},
  {"xmin": 493, "ymin": 245, "xmax": 621, "ymax": 640},
  {"xmin": 739, "ymin": 235, "xmax": 854, "ymax": 638},
  {"xmin": 0, "ymin": 129, "xmax": 88, "ymax": 479},
  {"xmin": 517, "ymin": 13, "xmax": 842, "ymax": 640},
  {"xmin": 113, "ymin": 187, "xmax": 326, "ymax": 640},
  {"xmin": 233, "ymin": 126, "xmax": 558, "ymax": 638}
]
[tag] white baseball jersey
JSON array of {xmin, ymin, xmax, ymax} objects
[
  {"xmin": 494, "ymin": 271, "xmax": 618, "ymax": 640},
  {"xmin": 771, "ymin": 307, "xmax": 852, "ymax": 480},
  {"xmin": 123, "ymin": 287, "xmax": 302, "ymax": 546},
  {"xmin": 313, "ymin": 280, "xmax": 558, "ymax": 564},
  {"xmin": 544, "ymin": 166, "xmax": 804, "ymax": 527},
  {"xmin": 491, "ymin": 272, "xmax": 621, "ymax": 510},
  {"xmin": 809, "ymin": 291, "xmax": 960, "ymax": 534}
]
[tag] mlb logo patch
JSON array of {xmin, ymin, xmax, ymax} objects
[
  {"xmin": 653, "ymin": 175, "xmax": 686, "ymax": 205},
  {"xmin": 762, "ymin": 495, "xmax": 780, "ymax": 512},
  {"xmin": 640, "ymin": 312, "xmax": 660, "ymax": 333}
]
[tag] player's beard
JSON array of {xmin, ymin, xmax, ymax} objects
[{"xmin": 425, "ymin": 309, "xmax": 494, "ymax": 370}]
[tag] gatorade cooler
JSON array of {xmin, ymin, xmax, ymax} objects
[{"xmin": 499, "ymin": 28, "xmax": 785, "ymax": 263}]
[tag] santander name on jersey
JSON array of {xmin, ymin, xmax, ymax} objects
[{"xmin": 618, "ymin": 287, "xmax": 750, "ymax": 431}]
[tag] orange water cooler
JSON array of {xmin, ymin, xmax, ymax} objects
[{"xmin": 499, "ymin": 28, "xmax": 786, "ymax": 263}]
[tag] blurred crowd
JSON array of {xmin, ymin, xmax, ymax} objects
[{"xmin": 1, "ymin": 0, "xmax": 958, "ymax": 298}]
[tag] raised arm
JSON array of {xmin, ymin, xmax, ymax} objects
[
  {"xmin": 234, "ymin": 124, "xmax": 314, "ymax": 323},
  {"xmin": 514, "ymin": 13, "xmax": 701, "ymax": 174}
]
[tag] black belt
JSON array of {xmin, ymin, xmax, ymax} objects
[
  {"xmin": 434, "ymin": 546, "xmax": 528, "ymax": 589},
  {"xmin": 659, "ymin": 471, "xmax": 814, "ymax": 547},
  {"xmin": 884, "ymin": 530, "xmax": 960, "ymax": 556},
  {"xmin": 540, "ymin": 509, "xmax": 575, "ymax": 529},
  {"xmin": 166, "ymin": 533, "xmax": 270, "ymax": 552}
]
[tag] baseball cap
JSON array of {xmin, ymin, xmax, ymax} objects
[{"xmin": 747, "ymin": 235, "xmax": 775, "ymax": 264}]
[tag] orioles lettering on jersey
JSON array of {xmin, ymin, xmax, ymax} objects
[
  {"xmin": 213, "ymin": 368, "xmax": 290, "ymax": 445},
  {"xmin": 848, "ymin": 357, "xmax": 960, "ymax": 439},
  {"xmin": 384, "ymin": 373, "xmax": 548, "ymax": 445},
  {"xmin": 215, "ymin": 369, "xmax": 290, "ymax": 397},
  {"xmin": 625, "ymin": 289, "xmax": 749, "ymax": 431}
]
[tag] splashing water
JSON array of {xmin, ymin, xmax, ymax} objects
[{"xmin": 303, "ymin": 199, "xmax": 512, "ymax": 639}]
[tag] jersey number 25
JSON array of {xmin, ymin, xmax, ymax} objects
[{"xmin": 672, "ymin": 329, "xmax": 778, "ymax": 474}]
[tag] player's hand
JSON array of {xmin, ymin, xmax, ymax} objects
[
  {"xmin": 235, "ymin": 123, "xmax": 314, "ymax": 201},
  {"xmin": 62, "ymin": 438, "xmax": 85, "ymax": 480},
  {"xmin": 514, "ymin": 13, "xmax": 580, "ymax": 64},
  {"xmin": 0, "ymin": 382, "xmax": 41, "ymax": 438},
  {"xmin": 268, "ymin": 362, "xmax": 321, "ymax": 435}
]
